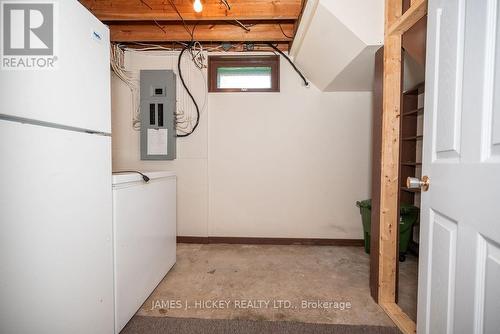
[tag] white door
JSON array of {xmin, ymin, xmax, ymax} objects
[{"xmin": 418, "ymin": 1, "xmax": 500, "ymax": 333}]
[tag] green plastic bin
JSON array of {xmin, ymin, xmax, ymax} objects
[
  {"xmin": 356, "ymin": 199, "xmax": 418, "ymax": 260},
  {"xmin": 356, "ymin": 200, "xmax": 373, "ymax": 254}
]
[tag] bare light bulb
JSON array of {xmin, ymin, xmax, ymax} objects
[{"xmin": 193, "ymin": 0, "xmax": 203, "ymax": 12}]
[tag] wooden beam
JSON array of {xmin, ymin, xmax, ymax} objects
[
  {"xmin": 381, "ymin": 303, "xmax": 417, "ymax": 334},
  {"xmin": 110, "ymin": 22, "xmax": 294, "ymax": 42},
  {"xmin": 80, "ymin": 0, "xmax": 302, "ymax": 21},
  {"xmin": 377, "ymin": 0, "xmax": 426, "ymax": 333},
  {"xmin": 378, "ymin": 0, "xmax": 402, "ymax": 305},
  {"xmin": 387, "ymin": 0, "xmax": 427, "ymax": 36}
]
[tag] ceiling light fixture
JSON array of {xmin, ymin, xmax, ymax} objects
[{"xmin": 193, "ymin": 0, "xmax": 203, "ymax": 12}]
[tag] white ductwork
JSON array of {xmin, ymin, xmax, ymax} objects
[{"xmin": 290, "ymin": 0, "xmax": 384, "ymax": 91}]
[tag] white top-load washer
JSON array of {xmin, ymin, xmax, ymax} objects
[{"xmin": 112, "ymin": 171, "xmax": 177, "ymax": 333}]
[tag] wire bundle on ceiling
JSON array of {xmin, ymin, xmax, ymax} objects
[{"xmin": 189, "ymin": 41, "xmax": 206, "ymax": 70}]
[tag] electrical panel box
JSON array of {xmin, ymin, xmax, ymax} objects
[{"xmin": 140, "ymin": 70, "xmax": 177, "ymax": 160}]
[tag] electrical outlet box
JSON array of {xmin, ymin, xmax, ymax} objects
[{"xmin": 140, "ymin": 70, "xmax": 176, "ymax": 160}]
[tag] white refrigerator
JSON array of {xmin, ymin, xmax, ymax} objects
[{"xmin": 0, "ymin": 1, "xmax": 114, "ymax": 333}]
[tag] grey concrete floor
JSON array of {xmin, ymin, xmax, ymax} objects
[
  {"xmin": 137, "ymin": 244, "xmax": 397, "ymax": 327},
  {"xmin": 397, "ymin": 254, "xmax": 418, "ymax": 321}
]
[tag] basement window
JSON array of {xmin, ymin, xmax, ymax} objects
[{"xmin": 208, "ymin": 56, "xmax": 280, "ymax": 92}]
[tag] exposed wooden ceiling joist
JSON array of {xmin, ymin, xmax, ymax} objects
[
  {"xmin": 81, "ymin": 0, "xmax": 305, "ymax": 50},
  {"xmin": 80, "ymin": 0, "xmax": 302, "ymax": 21},
  {"xmin": 110, "ymin": 22, "xmax": 294, "ymax": 42},
  {"xmin": 123, "ymin": 42, "xmax": 290, "ymax": 51}
]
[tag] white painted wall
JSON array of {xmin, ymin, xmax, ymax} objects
[
  {"xmin": 112, "ymin": 51, "xmax": 209, "ymax": 237},
  {"xmin": 111, "ymin": 51, "xmax": 373, "ymax": 239}
]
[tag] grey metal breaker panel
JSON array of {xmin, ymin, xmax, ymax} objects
[{"xmin": 140, "ymin": 70, "xmax": 177, "ymax": 160}]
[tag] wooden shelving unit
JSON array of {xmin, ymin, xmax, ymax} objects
[
  {"xmin": 400, "ymin": 186, "xmax": 421, "ymax": 193},
  {"xmin": 403, "ymin": 107, "xmax": 424, "ymax": 116},
  {"xmin": 398, "ymin": 82, "xmax": 425, "ymax": 207},
  {"xmin": 401, "ymin": 135, "xmax": 423, "ymax": 141},
  {"xmin": 401, "ymin": 162, "xmax": 422, "ymax": 166}
]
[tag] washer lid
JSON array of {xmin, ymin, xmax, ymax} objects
[{"xmin": 112, "ymin": 171, "xmax": 176, "ymax": 185}]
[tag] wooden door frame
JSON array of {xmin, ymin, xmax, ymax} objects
[{"xmin": 376, "ymin": 0, "xmax": 427, "ymax": 333}]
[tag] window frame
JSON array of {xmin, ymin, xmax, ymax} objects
[{"xmin": 208, "ymin": 55, "xmax": 280, "ymax": 93}]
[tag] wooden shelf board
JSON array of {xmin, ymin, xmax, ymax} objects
[
  {"xmin": 403, "ymin": 82, "xmax": 425, "ymax": 95},
  {"xmin": 401, "ymin": 135, "xmax": 423, "ymax": 141},
  {"xmin": 403, "ymin": 107, "xmax": 424, "ymax": 116},
  {"xmin": 401, "ymin": 187, "xmax": 421, "ymax": 193},
  {"xmin": 401, "ymin": 162, "xmax": 422, "ymax": 166}
]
